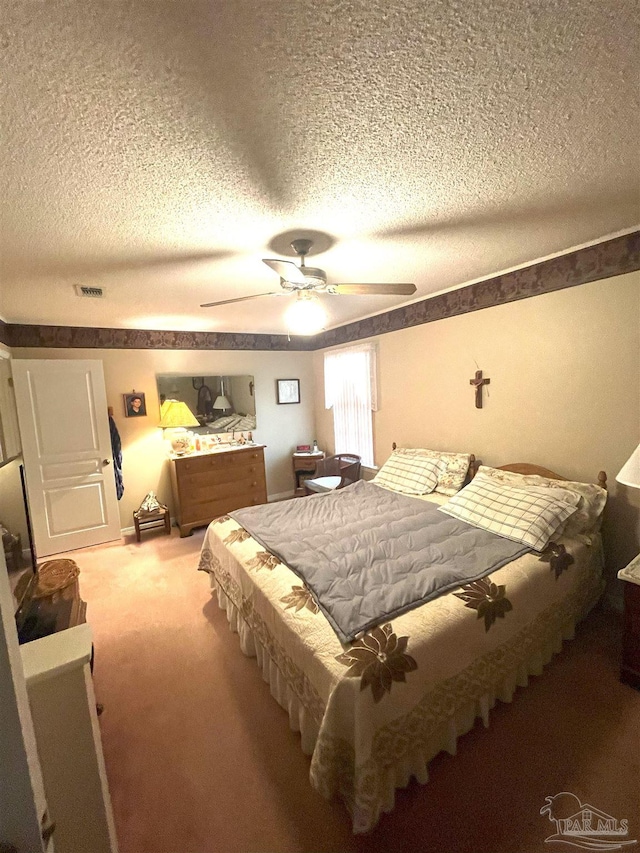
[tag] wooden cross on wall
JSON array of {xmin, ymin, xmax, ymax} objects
[{"xmin": 469, "ymin": 370, "xmax": 490, "ymax": 408}]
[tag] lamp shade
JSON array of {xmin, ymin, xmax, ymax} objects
[
  {"xmin": 213, "ymin": 394, "xmax": 231, "ymax": 411},
  {"xmin": 616, "ymin": 443, "xmax": 640, "ymax": 488},
  {"xmin": 158, "ymin": 399, "xmax": 200, "ymax": 429}
]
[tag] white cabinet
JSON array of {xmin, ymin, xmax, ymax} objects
[
  {"xmin": 21, "ymin": 625, "xmax": 118, "ymax": 853},
  {"xmin": 0, "ymin": 547, "xmax": 48, "ymax": 853}
]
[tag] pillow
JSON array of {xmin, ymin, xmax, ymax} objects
[
  {"xmin": 477, "ymin": 466, "xmax": 607, "ymax": 543},
  {"xmin": 372, "ymin": 450, "xmax": 444, "ymax": 495},
  {"xmin": 427, "ymin": 449, "xmax": 472, "ymax": 496},
  {"xmin": 378, "ymin": 447, "xmax": 471, "ymax": 496},
  {"xmin": 438, "ymin": 473, "xmax": 580, "ymax": 551}
]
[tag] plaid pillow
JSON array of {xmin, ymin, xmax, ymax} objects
[
  {"xmin": 438, "ymin": 474, "xmax": 580, "ymax": 551},
  {"xmin": 372, "ymin": 451, "xmax": 444, "ymax": 495},
  {"xmin": 378, "ymin": 447, "xmax": 471, "ymax": 496},
  {"xmin": 476, "ymin": 466, "xmax": 607, "ymax": 543}
]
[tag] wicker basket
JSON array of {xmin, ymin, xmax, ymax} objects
[{"xmin": 33, "ymin": 558, "xmax": 80, "ymax": 598}]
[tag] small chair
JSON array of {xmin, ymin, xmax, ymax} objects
[{"xmin": 304, "ymin": 454, "xmax": 362, "ymax": 495}]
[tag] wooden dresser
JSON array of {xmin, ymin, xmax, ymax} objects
[
  {"xmin": 169, "ymin": 445, "xmax": 267, "ymax": 537},
  {"xmin": 619, "ymin": 554, "xmax": 640, "ymax": 689}
]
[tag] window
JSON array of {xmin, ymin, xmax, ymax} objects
[{"xmin": 324, "ymin": 343, "xmax": 377, "ymax": 467}]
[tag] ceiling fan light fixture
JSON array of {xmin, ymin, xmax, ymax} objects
[
  {"xmin": 284, "ymin": 291, "xmax": 327, "ymax": 335},
  {"xmin": 300, "ymin": 267, "xmax": 327, "ymax": 288}
]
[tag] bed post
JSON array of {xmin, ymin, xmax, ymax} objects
[
  {"xmin": 468, "ymin": 454, "xmax": 478, "ymax": 479},
  {"xmin": 392, "ymin": 442, "xmax": 397, "ymax": 451},
  {"xmin": 598, "ymin": 471, "xmax": 607, "ymax": 490}
]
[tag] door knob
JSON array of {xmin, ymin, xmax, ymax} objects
[{"xmin": 102, "ymin": 459, "xmax": 111, "ymax": 466}]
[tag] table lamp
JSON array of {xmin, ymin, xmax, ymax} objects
[
  {"xmin": 159, "ymin": 399, "xmax": 200, "ymax": 454},
  {"xmin": 616, "ymin": 443, "xmax": 640, "ymax": 488}
]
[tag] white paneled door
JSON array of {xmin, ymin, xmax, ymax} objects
[{"xmin": 13, "ymin": 359, "xmax": 121, "ymax": 557}]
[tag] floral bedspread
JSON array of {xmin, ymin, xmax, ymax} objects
[{"xmin": 198, "ymin": 511, "xmax": 604, "ymax": 833}]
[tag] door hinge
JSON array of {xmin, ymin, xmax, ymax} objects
[{"xmin": 41, "ymin": 810, "xmax": 56, "ymax": 846}]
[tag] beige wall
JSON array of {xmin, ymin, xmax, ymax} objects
[
  {"xmin": 314, "ymin": 271, "xmax": 640, "ymax": 580},
  {"xmin": 8, "ymin": 271, "xmax": 640, "ymax": 580},
  {"xmin": 12, "ymin": 347, "xmax": 316, "ymax": 528}
]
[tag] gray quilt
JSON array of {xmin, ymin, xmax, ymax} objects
[{"xmin": 230, "ymin": 480, "xmax": 527, "ymax": 643}]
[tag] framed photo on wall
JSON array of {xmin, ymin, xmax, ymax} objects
[
  {"xmin": 276, "ymin": 379, "xmax": 300, "ymax": 405},
  {"xmin": 123, "ymin": 392, "xmax": 147, "ymax": 417}
]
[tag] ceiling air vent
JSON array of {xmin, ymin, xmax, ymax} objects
[{"xmin": 74, "ymin": 285, "xmax": 105, "ymax": 298}]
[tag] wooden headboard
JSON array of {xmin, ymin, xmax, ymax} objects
[
  {"xmin": 389, "ymin": 446, "xmax": 607, "ymax": 490},
  {"xmin": 391, "ymin": 443, "xmax": 477, "ymax": 484},
  {"xmin": 498, "ymin": 463, "xmax": 568, "ymax": 480},
  {"xmin": 496, "ymin": 463, "xmax": 607, "ymax": 490}
]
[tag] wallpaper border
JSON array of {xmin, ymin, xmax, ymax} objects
[
  {"xmin": 4, "ymin": 231, "xmax": 638, "ymax": 352},
  {"xmin": 314, "ymin": 230, "xmax": 640, "ymax": 349},
  {"xmin": 5, "ymin": 325, "xmax": 315, "ymax": 352}
]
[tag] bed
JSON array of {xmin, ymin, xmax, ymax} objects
[
  {"xmin": 203, "ymin": 412, "xmax": 256, "ymax": 432},
  {"xmin": 197, "ymin": 451, "xmax": 607, "ymax": 833}
]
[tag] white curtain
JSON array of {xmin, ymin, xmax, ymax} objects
[{"xmin": 324, "ymin": 344, "xmax": 377, "ymax": 467}]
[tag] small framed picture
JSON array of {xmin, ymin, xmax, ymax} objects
[
  {"xmin": 123, "ymin": 392, "xmax": 147, "ymax": 417},
  {"xmin": 276, "ymin": 378, "xmax": 300, "ymax": 405}
]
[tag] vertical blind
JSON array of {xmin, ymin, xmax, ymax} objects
[{"xmin": 324, "ymin": 343, "xmax": 377, "ymax": 467}]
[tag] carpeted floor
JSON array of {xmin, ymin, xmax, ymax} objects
[{"xmin": 64, "ymin": 528, "xmax": 639, "ymax": 853}]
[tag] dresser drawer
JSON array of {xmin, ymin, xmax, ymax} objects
[
  {"xmin": 176, "ymin": 448, "xmax": 264, "ymax": 477},
  {"xmin": 177, "ymin": 462, "xmax": 266, "ymax": 491},
  {"xmin": 624, "ymin": 582, "xmax": 640, "ymax": 630},
  {"xmin": 180, "ymin": 487, "xmax": 266, "ymax": 523},
  {"xmin": 181, "ymin": 472, "xmax": 266, "ymax": 509}
]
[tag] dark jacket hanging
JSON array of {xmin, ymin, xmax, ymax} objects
[{"xmin": 109, "ymin": 415, "xmax": 124, "ymax": 500}]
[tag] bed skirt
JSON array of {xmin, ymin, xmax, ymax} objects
[{"xmin": 209, "ymin": 571, "xmax": 603, "ymax": 833}]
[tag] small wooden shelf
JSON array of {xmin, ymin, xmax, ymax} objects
[{"xmin": 133, "ymin": 506, "xmax": 171, "ymax": 541}]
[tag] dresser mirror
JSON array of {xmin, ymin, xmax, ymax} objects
[{"xmin": 156, "ymin": 374, "xmax": 256, "ymax": 433}]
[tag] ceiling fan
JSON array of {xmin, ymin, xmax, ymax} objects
[{"xmin": 200, "ymin": 239, "xmax": 416, "ymax": 309}]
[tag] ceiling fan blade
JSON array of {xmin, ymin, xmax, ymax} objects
[
  {"xmin": 331, "ymin": 283, "xmax": 417, "ymax": 296},
  {"xmin": 200, "ymin": 292, "xmax": 283, "ymax": 308},
  {"xmin": 262, "ymin": 258, "xmax": 307, "ymax": 284}
]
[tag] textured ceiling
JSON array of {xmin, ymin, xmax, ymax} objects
[{"xmin": 1, "ymin": 0, "xmax": 638, "ymax": 335}]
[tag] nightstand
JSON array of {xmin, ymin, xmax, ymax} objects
[
  {"xmin": 292, "ymin": 451, "xmax": 325, "ymax": 497},
  {"xmin": 618, "ymin": 554, "xmax": 640, "ymax": 688}
]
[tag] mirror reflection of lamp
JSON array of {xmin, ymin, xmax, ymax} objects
[
  {"xmin": 158, "ymin": 400, "xmax": 200, "ymax": 455},
  {"xmin": 213, "ymin": 377, "xmax": 231, "ymax": 412}
]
